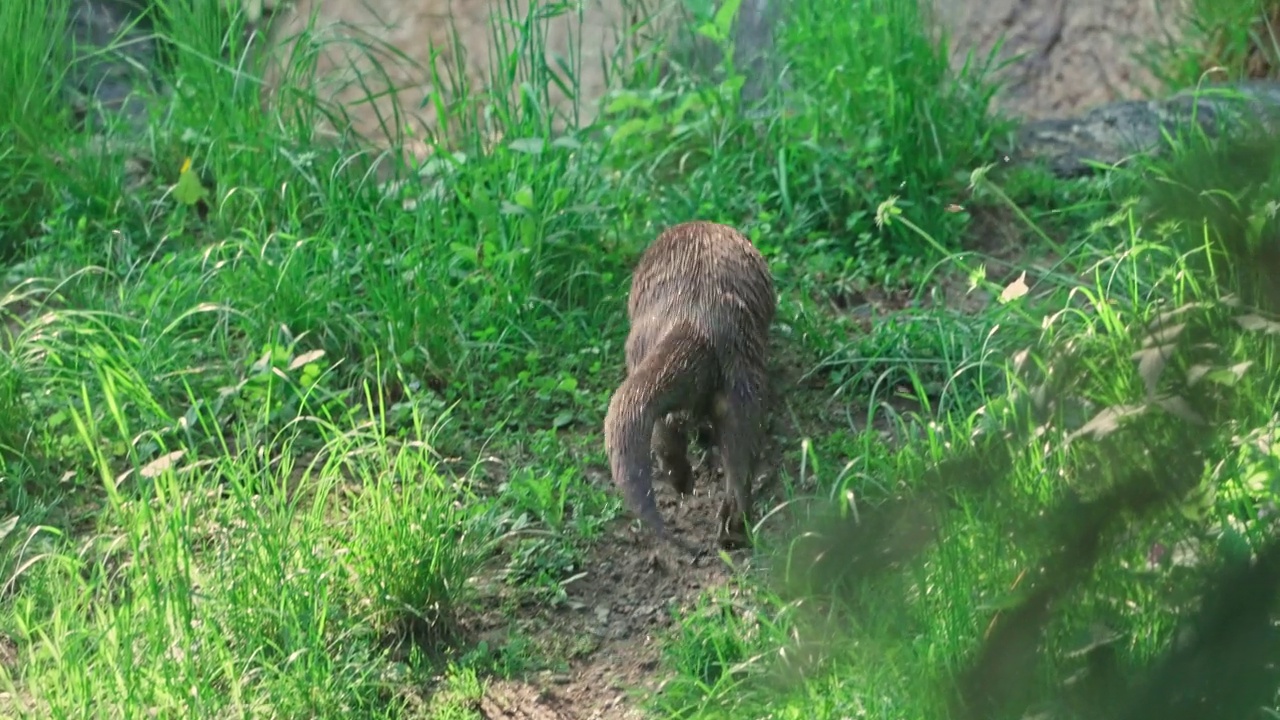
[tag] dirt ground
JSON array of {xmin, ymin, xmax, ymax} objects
[
  {"xmin": 470, "ymin": 476, "xmax": 752, "ymax": 720},
  {"xmin": 463, "ymin": 336, "xmax": 822, "ymax": 719},
  {"xmin": 928, "ymin": 0, "xmax": 1189, "ymax": 119}
]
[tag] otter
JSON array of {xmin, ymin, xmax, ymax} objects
[{"xmin": 603, "ymin": 221, "xmax": 775, "ymax": 548}]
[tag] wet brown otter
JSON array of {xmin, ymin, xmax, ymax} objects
[{"xmin": 603, "ymin": 221, "xmax": 775, "ymax": 548}]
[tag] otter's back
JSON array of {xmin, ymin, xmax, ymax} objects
[{"xmin": 626, "ymin": 222, "xmax": 774, "ymax": 370}]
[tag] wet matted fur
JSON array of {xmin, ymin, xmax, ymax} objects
[{"xmin": 604, "ymin": 221, "xmax": 775, "ymax": 548}]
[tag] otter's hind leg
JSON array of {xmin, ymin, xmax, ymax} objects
[
  {"xmin": 653, "ymin": 413, "xmax": 695, "ymax": 496},
  {"xmin": 713, "ymin": 380, "xmax": 765, "ymax": 548}
]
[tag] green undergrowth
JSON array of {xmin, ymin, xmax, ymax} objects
[
  {"xmin": 1138, "ymin": 0, "xmax": 1280, "ymax": 91},
  {"xmin": 6, "ymin": 0, "xmax": 1268, "ymax": 717},
  {"xmin": 648, "ymin": 129, "xmax": 1280, "ymax": 718}
]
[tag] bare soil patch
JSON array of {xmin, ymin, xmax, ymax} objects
[
  {"xmin": 464, "ymin": 341, "xmax": 817, "ymax": 718},
  {"xmin": 472, "ymin": 487, "xmax": 748, "ymax": 720}
]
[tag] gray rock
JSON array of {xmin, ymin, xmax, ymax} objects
[
  {"xmin": 734, "ymin": 0, "xmax": 787, "ymax": 107},
  {"xmin": 64, "ymin": 0, "xmax": 158, "ymax": 133},
  {"xmin": 1009, "ymin": 80, "xmax": 1280, "ymax": 177}
]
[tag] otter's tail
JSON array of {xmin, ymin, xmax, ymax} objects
[{"xmin": 604, "ymin": 324, "xmax": 714, "ymax": 538}]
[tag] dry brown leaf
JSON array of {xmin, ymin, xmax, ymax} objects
[
  {"xmin": 1067, "ymin": 404, "xmax": 1146, "ymax": 443},
  {"xmin": 1153, "ymin": 395, "xmax": 1205, "ymax": 425},
  {"xmin": 288, "ymin": 349, "xmax": 326, "ymax": 371},
  {"xmin": 1000, "ymin": 271, "xmax": 1030, "ymax": 304},
  {"xmin": 1236, "ymin": 314, "xmax": 1280, "ymax": 334},
  {"xmin": 1186, "ymin": 363, "xmax": 1211, "ymax": 386},
  {"xmin": 1132, "ymin": 344, "xmax": 1174, "ymax": 399},
  {"xmin": 141, "ymin": 450, "xmax": 187, "ymax": 479},
  {"xmin": 1142, "ymin": 322, "xmax": 1185, "ymax": 348}
]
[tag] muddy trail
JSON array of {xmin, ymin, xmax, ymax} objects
[
  {"xmin": 470, "ymin": 486, "xmax": 750, "ymax": 720},
  {"xmin": 464, "ymin": 347, "xmax": 814, "ymax": 719},
  {"xmin": 459, "ymin": 295, "xmax": 958, "ymax": 719}
]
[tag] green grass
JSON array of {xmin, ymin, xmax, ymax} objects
[
  {"xmin": 650, "ymin": 181, "xmax": 1280, "ymax": 717},
  {"xmin": 1137, "ymin": 0, "xmax": 1280, "ymax": 90},
  {"xmin": 4, "ymin": 0, "xmax": 1280, "ymax": 718}
]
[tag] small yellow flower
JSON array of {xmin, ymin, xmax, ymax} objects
[{"xmin": 174, "ymin": 157, "xmax": 210, "ymax": 206}]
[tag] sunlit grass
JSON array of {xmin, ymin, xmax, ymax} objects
[{"xmin": 6, "ymin": 0, "xmax": 1279, "ymax": 718}]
